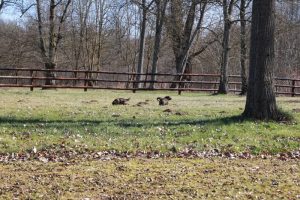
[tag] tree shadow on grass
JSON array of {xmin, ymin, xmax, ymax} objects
[
  {"xmin": 118, "ymin": 115, "xmax": 246, "ymax": 128},
  {"xmin": 0, "ymin": 115, "xmax": 246, "ymax": 129},
  {"xmin": 0, "ymin": 117, "xmax": 114, "ymax": 128}
]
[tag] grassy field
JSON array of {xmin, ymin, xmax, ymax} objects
[
  {"xmin": 0, "ymin": 88, "xmax": 299, "ymax": 154},
  {"xmin": 0, "ymin": 89, "xmax": 299, "ymax": 199}
]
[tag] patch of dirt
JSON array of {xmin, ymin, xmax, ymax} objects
[
  {"xmin": 163, "ymin": 109, "xmax": 187, "ymax": 116},
  {"xmin": 292, "ymin": 108, "xmax": 300, "ymax": 113},
  {"xmin": 135, "ymin": 101, "xmax": 149, "ymax": 107},
  {"xmin": 175, "ymin": 111, "xmax": 186, "ymax": 116},
  {"xmin": 82, "ymin": 100, "xmax": 98, "ymax": 104},
  {"xmin": 17, "ymin": 99, "xmax": 26, "ymax": 103},
  {"xmin": 112, "ymin": 113, "xmax": 121, "ymax": 117},
  {"xmin": 285, "ymin": 100, "xmax": 300, "ymax": 103}
]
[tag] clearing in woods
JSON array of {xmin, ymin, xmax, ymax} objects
[{"xmin": 0, "ymin": 89, "xmax": 299, "ymax": 199}]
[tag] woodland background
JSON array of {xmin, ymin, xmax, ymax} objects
[{"xmin": 0, "ymin": 0, "xmax": 299, "ymax": 91}]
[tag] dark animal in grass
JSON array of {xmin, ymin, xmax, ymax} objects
[
  {"xmin": 112, "ymin": 98, "xmax": 130, "ymax": 105},
  {"xmin": 157, "ymin": 96, "xmax": 172, "ymax": 106}
]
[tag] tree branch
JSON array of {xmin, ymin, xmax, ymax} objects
[
  {"xmin": 36, "ymin": 0, "xmax": 47, "ymax": 60},
  {"xmin": 55, "ymin": 0, "xmax": 72, "ymax": 52},
  {"xmin": 190, "ymin": 38, "xmax": 219, "ymax": 58}
]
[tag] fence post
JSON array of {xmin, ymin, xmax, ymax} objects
[
  {"xmin": 177, "ymin": 78, "xmax": 185, "ymax": 95},
  {"xmin": 132, "ymin": 80, "xmax": 136, "ymax": 93},
  {"xmin": 275, "ymin": 78, "xmax": 278, "ymax": 95},
  {"xmin": 84, "ymin": 71, "xmax": 88, "ymax": 92},
  {"xmin": 15, "ymin": 69, "xmax": 18, "ymax": 84},
  {"xmin": 30, "ymin": 70, "xmax": 34, "ymax": 91},
  {"xmin": 74, "ymin": 71, "xmax": 77, "ymax": 86},
  {"xmin": 178, "ymin": 89, "xmax": 182, "ymax": 95},
  {"xmin": 292, "ymin": 80, "xmax": 296, "ymax": 97},
  {"xmin": 132, "ymin": 82, "xmax": 136, "ymax": 93}
]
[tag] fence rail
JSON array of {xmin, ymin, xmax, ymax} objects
[{"xmin": 0, "ymin": 68, "xmax": 299, "ymax": 96}]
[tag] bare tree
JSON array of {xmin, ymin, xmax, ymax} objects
[
  {"xmin": 36, "ymin": 0, "xmax": 72, "ymax": 86},
  {"xmin": 275, "ymin": 0, "xmax": 300, "ymax": 77},
  {"xmin": 243, "ymin": 0, "xmax": 282, "ymax": 120},
  {"xmin": 167, "ymin": 0, "xmax": 207, "ymax": 88},
  {"xmin": 1, "ymin": 0, "xmax": 299, "ymax": 94},
  {"xmin": 0, "ymin": 0, "xmax": 31, "ymax": 13},
  {"xmin": 218, "ymin": 0, "xmax": 237, "ymax": 94},
  {"xmin": 133, "ymin": 0, "xmax": 154, "ymax": 89},
  {"xmin": 0, "ymin": 0, "xmax": 14, "ymax": 11},
  {"xmin": 70, "ymin": 0, "xmax": 91, "ymax": 71},
  {"xmin": 95, "ymin": 0, "xmax": 107, "ymax": 71},
  {"xmin": 0, "ymin": 0, "xmax": 5, "ymax": 11},
  {"xmin": 239, "ymin": 0, "xmax": 248, "ymax": 95},
  {"xmin": 149, "ymin": 0, "xmax": 168, "ymax": 89}
]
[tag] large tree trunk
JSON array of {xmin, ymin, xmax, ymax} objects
[
  {"xmin": 169, "ymin": 1, "xmax": 197, "ymax": 88},
  {"xmin": 44, "ymin": 0, "xmax": 57, "ymax": 86},
  {"xmin": 44, "ymin": 62, "xmax": 56, "ymax": 86},
  {"xmin": 239, "ymin": 0, "xmax": 248, "ymax": 95},
  {"xmin": 36, "ymin": 0, "xmax": 71, "ymax": 87},
  {"xmin": 179, "ymin": 57, "xmax": 193, "ymax": 88},
  {"xmin": 243, "ymin": 0, "xmax": 280, "ymax": 120}
]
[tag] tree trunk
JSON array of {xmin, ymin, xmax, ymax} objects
[
  {"xmin": 44, "ymin": 0, "xmax": 57, "ymax": 86},
  {"xmin": 149, "ymin": 0, "xmax": 168, "ymax": 89},
  {"xmin": 218, "ymin": 0, "xmax": 234, "ymax": 94},
  {"xmin": 243, "ymin": 0, "xmax": 280, "ymax": 120},
  {"xmin": 170, "ymin": 55, "xmax": 186, "ymax": 88},
  {"xmin": 0, "ymin": 1, "xmax": 5, "ymax": 12},
  {"xmin": 169, "ymin": 1, "xmax": 197, "ymax": 88},
  {"xmin": 239, "ymin": 0, "xmax": 247, "ymax": 95},
  {"xmin": 179, "ymin": 57, "xmax": 193, "ymax": 88},
  {"xmin": 135, "ymin": 0, "xmax": 147, "ymax": 89},
  {"xmin": 218, "ymin": 20, "xmax": 231, "ymax": 94},
  {"xmin": 44, "ymin": 62, "xmax": 56, "ymax": 86},
  {"xmin": 36, "ymin": 0, "xmax": 71, "ymax": 87}
]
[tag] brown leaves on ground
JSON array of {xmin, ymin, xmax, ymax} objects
[
  {"xmin": 0, "ymin": 145, "xmax": 299, "ymax": 163},
  {"xmin": 0, "ymin": 158, "xmax": 299, "ymax": 199}
]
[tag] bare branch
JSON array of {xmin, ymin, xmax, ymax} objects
[
  {"xmin": 55, "ymin": 0, "xmax": 72, "ymax": 51},
  {"xmin": 190, "ymin": 38, "xmax": 219, "ymax": 58},
  {"xmin": 36, "ymin": 0, "xmax": 47, "ymax": 61}
]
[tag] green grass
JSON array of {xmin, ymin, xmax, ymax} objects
[
  {"xmin": 1, "ymin": 89, "xmax": 300, "ymax": 199},
  {"xmin": 0, "ymin": 88, "xmax": 299, "ymax": 155}
]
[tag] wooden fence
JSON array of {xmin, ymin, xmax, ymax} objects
[{"xmin": 0, "ymin": 68, "xmax": 299, "ymax": 96}]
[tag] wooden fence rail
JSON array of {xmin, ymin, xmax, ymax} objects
[{"xmin": 0, "ymin": 68, "xmax": 299, "ymax": 96}]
